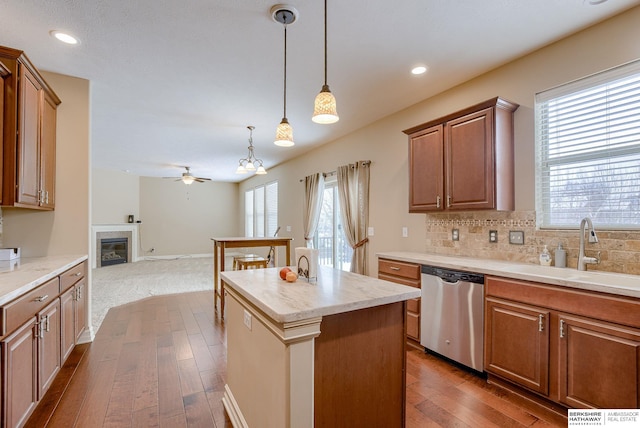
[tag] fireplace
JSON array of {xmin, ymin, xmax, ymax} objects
[
  {"xmin": 93, "ymin": 225, "xmax": 137, "ymax": 269},
  {"xmin": 100, "ymin": 238, "xmax": 128, "ymax": 267}
]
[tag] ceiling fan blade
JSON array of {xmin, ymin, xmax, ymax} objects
[{"xmin": 196, "ymin": 177, "xmax": 211, "ymax": 181}]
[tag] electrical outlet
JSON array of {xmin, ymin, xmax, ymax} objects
[
  {"xmin": 368, "ymin": 227, "xmax": 374, "ymax": 236},
  {"xmin": 150, "ymin": 248, "xmax": 155, "ymax": 253},
  {"xmin": 452, "ymin": 229, "xmax": 459, "ymax": 241},
  {"xmin": 243, "ymin": 309, "xmax": 252, "ymax": 330},
  {"xmin": 489, "ymin": 230, "xmax": 498, "ymax": 243},
  {"xmin": 286, "ymin": 225, "xmax": 291, "ymax": 232},
  {"xmin": 509, "ymin": 230, "xmax": 525, "ymax": 245}
]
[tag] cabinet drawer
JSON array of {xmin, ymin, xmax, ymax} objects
[
  {"xmin": 59, "ymin": 261, "xmax": 86, "ymax": 293},
  {"xmin": 1, "ymin": 277, "xmax": 59, "ymax": 336},
  {"xmin": 407, "ymin": 298, "xmax": 420, "ymax": 314},
  {"xmin": 378, "ymin": 259, "xmax": 420, "ymax": 281}
]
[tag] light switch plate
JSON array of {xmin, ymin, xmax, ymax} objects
[
  {"xmin": 509, "ymin": 230, "xmax": 525, "ymax": 245},
  {"xmin": 402, "ymin": 227, "xmax": 408, "ymax": 238},
  {"xmin": 368, "ymin": 227, "xmax": 374, "ymax": 236}
]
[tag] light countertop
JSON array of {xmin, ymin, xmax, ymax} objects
[
  {"xmin": 0, "ymin": 255, "xmax": 88, "ymax": 305},
  {"xmin": 377, "ymin": 252, "xmax": 640, "ymax": 299},
  {"xmin": 221, "ymin": 266, "xmax": 421, "ymax": 323}
]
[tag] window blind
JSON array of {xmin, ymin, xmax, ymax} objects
[{"xmin": 535, "ymin": 59, "xmax": 640, "ymax": 229}]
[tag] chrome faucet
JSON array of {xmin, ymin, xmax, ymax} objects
[{"xmin": 578, "ymin": 217, "xmax": 599, "ymax": 271}]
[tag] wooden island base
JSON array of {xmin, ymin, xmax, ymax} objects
[{"xmin": 223, "ymin": 286, "xmax": 407, "ymax": 428}]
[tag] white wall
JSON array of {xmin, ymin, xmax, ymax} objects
[
  {"xmin": 92, "ymin": 168, "xmax": 140, "ymax": 224},
  {"xmin": 238, "ymin": 6, "xmax": 640, "ymax": 275},
  {"xmin": 138, "ymin": 177, "xmax": 239, "ymax": 256},
  {"xmin": 2, "ymin": 72, "xmax": 90, "ymax": 257}
]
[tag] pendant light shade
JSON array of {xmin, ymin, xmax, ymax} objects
[
  {"xmin": 275, "ymin": 118, "xmax": 294, "ymax": 147},
  {"xmin": 312, "ymin": 0, "xmax": 339, "ymax": 124},
  {"xmin": 272, "ymin": 5, "xmax": 298, "ymax": 146}
]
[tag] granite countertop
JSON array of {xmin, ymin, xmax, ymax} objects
[
  {"xmin": 377, "ymin": 252, "xmax": 640, "ymax": 299},
  {"xmin": 0, "ymin": 255, "xmax": 88, "ymax": 305},
  {"xmin": 221, "ymin": 265, "xmax": 421, "ymax": 323}
]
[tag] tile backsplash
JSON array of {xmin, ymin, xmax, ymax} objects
[{"xmin": 424, "ymin": 210, "xmax": 640, "ymax": 275}]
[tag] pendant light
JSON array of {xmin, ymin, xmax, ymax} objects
[
  {"xmin": 312, "ymin": 0, "xmax": 339, "ymax": 124},
  {"xmin": 272, "ymin": 5, "xmax": 298, "ymax": 147},
  {"xmin": 236, "ymin": 126, "xmax": 267, "ymax": 175}
]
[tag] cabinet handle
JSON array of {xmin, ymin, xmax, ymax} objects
[
  {"xmin": 33, "ymin": 295, "xmax": 49, "ymax": 302},
  {"xmin": 447, "ymin": 195, "xmax": 452, "ymax": 208},
  {"xmin": 538, "ymin": 314, "xmax": 544, "ymax": 332},
  {"xmin": 45, "ymin": 314, "xmax": 50, "ymax": 332},
  {"xmin": 560, "ymin": 319, "xmax": 565, "ymax": 338},
  {"xmin": 45, "ymin": 190, "xmax": 49, "ymax": 204},
  {"xmin": 74, "ymin": 272, "xmax": 82, "ymax": 277},
  {"xmin": 389, "ymin": 266, "xmax": 401, "ymax": 271},
  {"xmin": 436, "ymin": 196, "xmax": 441, "ymax": 208}
]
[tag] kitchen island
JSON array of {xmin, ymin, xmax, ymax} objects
[{"xmin": 220, "ymin": 266, "xmax": 421, "ymax": 428}]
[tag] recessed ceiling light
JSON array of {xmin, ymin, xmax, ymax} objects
[
  {"xmin": 411, "ymin": 66, "xmax": 428, "ymax": 75},
  {"xmin": 50, "ymin": 30, "xmax": 80, "ymax": 45}
]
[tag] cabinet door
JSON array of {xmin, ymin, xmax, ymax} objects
[
  {"xmin": 16, "ymin": 66, "xmax": 42, "ymax": 207},
  {"xmin": 408, "ymin": 124, "xmax": 444, "ymax": 212},
  {"xmin": 74, "ymin": 280, "xmax": 87, "ymax": 341},
  {"xmin": 60, "ymin": 288, "xmax": 75, "ymax": 363},
  {"xmin": 559, "ymin": 314, "xmax": 640, "ymax": 409},
  {"xmin": 39, "ymin": 93, "xmax": 57, "ymax": 209},
  {"xmin": 485, "ymin": 297, "xmax": 550, "ymax": 395},
  {"xmin": 445, "ymin": 107, "xmax": 495, "ymax": 210},
  {"xmin": 38, "ymin": 299, "xmax": 61, "ymax": 398},
  {"xmin": 2, "ymin": 317, "xmax": 38, "ymax": 428}
]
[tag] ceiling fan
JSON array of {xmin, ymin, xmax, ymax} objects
[{"xmin": 165, "ymin": 167, "xmax": 211, "ymax": 185}]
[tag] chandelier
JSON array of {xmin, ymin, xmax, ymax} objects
[{"xmin": 236, "ymin": 126, "xmax": 267, "ymax": 175}]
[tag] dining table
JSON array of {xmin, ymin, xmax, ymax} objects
[{"xmin": 211, "ymin": 236, "xmax": 293, "ymax": 317}]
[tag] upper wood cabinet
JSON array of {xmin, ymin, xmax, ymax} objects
[
  {"xmin": 0, "ymin": 46, "xmax": 60, "ymax": 209},
  {"xmin": 404, "ymin": 97, "xmax": 518, "ymax": 212}
]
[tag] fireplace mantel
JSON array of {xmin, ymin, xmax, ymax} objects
[{"xmin": 91, "ymin": 224, "xmax": 140, "ymax": 269}]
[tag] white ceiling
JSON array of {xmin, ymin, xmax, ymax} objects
[{"xmin": 1, "ymin": 0, "xmax": 638, "ymax": 182}]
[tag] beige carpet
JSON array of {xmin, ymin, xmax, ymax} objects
[{"xmin": 91, "ymin": 256, "xmax": 214, "ymax": 333}]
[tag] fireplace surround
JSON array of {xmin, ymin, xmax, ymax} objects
[{"xmin": 92, "ymin": 224, "xmax": 139, "ymax": 269}]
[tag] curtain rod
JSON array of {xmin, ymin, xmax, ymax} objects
[{"xmin": 299, "ymin": 160, "xmax": 371, "ymax": 182}]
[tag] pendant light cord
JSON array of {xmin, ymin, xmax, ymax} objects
[
  {"xmin": 323, "ymin": 0, "xmax": 328, "ymax": 86},
  {"xmin": 283, "ymin": 24, "xmax": 288, "ymax": 118}
]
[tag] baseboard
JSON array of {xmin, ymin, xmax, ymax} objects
[
  {"xmin": 140, "ymin": 253, "xmax": 213, "ymax": 261},
  {"xmin": 222, "ymin": 384, "xmax": 249, "ymax": 428}
]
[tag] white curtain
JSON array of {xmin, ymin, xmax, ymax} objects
[
  {"xmin": 337, "ymin": 161, "xmax": 370, "ymax": 275},
  {"xmin": 303, "ymin": 173, "xmax": 325, "ymax": 248}
]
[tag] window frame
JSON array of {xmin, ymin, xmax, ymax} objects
[
  {"xmin": 244, "ymin": 180, "xmax": 278, "ymax": 237},
  {"xmin": 535, "ymin": 59, "xmax": 640, "ymax": 230}
]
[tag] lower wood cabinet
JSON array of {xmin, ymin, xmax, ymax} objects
[
  {"xmin": 378, "ymin": 258, "xmax": 421, "ymax": 346},
  {"xmin": 485, "ymin": 275, "xmax": 640, "ymax": 410},
  {"xmin": 1, "ymin": 260, "xmax": 87, "ymax": 428},
  {"xmin": 2, "ymin": 317, "xmax": 37, "ymax": 428},
  {"xmin": 485, "ymin": 297, "xmax": 549, "ymax": 395},
  {"xmin": 558, "ymin": 313, "xmax": 640, "ymax": 409}
]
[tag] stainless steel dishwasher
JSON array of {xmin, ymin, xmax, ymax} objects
[{"xmin": 420, "ymin": 265, "xmax": 485, "ymax": 372}]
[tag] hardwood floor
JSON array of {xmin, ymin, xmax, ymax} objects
[{"xmin": 28, "ymin": 290, "xmax": 566, "ymax": 427}]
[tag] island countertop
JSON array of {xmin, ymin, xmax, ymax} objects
[{"xmin": 221, "ymin": 265, "xmax": 421, "ymax": 324}]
